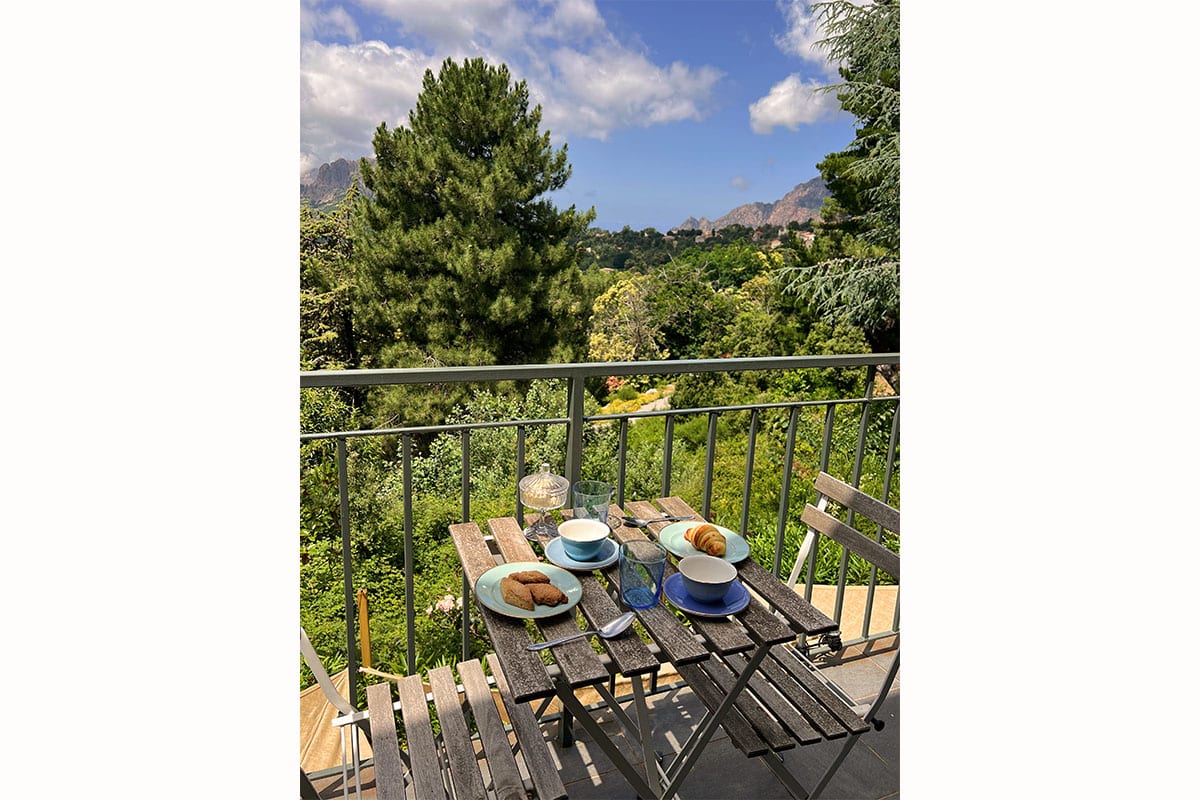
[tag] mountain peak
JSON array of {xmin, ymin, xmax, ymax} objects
[{"xmin": 674, "ymin": 177, "xmax": 829, "ymax": 232}]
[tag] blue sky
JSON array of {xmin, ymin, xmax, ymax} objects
[{"xmin": 300, "ymin": 0, "xmax": 861, "ymax": 231}]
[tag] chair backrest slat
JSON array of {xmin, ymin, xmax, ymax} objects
[
  {"xmin": 813, "ymin": 472, "xmax": 900, "ymax": 534},
  {"xmin": 300, "ymin": 627, "xmax": 358, "ymax": 716},
  {"xmin": 801, "ymin": 503, "xmax": 900, "ymax": 581}
]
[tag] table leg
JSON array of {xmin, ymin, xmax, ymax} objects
[
  {"xmin": 555, "ymin": 681, "xmax": 660, "ymax": 800},
  {"xmin": 660, "ymin": 645, "xmax": 771, "ymax": 799},
  {"xmin": 558, "ymin": 704, "xmax": 575, "ymax": 747},
  {"xmin": 630, "ymin": 673, "xmax": 663, "ymax": 795}
]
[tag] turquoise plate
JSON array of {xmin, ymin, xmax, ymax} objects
[
  {"xmin": 473, "ymin": 561, "xmax": 582, "ymax": 619},
  {"xmin": 658, "ymin": 521, "xmax": 750, "ymax": 563}
]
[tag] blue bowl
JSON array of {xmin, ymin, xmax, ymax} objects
[
  {"xmin": 678, "ymin": 555, "xmax": 737, "ymax": 603},
  {"xmin": 558, "ymin": 518, "xmax": 610, "ymax": 561}
]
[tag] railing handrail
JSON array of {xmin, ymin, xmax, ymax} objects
[
  {"xmin": 300, "ymin": 353, "xmax": 900, "ymax": 389},
  {"xmin": 300, "ymin": 354, "xmax": 900, "ymax": 701}
]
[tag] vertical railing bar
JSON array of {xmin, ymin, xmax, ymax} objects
[
  {"xmin": 516, "ymin": 425, "xmax": 526, "ymax": 526},
  {"xmin": 739, "ymin": 409, "xmax": 759, "ymax": 537},
  {"xmin": 702, "ymin": 411, "xmax": 717, "ymax": 520},
  {"xmin": 862, "ymin": 402, "xmax": 900, "ymax": 640},
  {"xmin": 660, "ymin": 415, "xmax": 675, "ymax": 498},
  {"xmin": 461, "ymin": 429, "xmax": 471, "ymax": 523},
  {"xmin": 566, "ymin": 374, "xmax": 586, "ymax": 486},
  {"xmin": 617, "ymin": 419, "xmax": 628, "ymax": 507},
  {"xmin": 336, "ymin": 436, "xmax": 358, "ymax": 705},
  {"xmin": 849, "ymin": 365, "xmax": 876, "ymax": 489},
  {"xmin": 773, "ymin": 406, "xmax": 800, "ymax": 578},
  {"xmin": 462, "ymin": 571, "xmax": 471, "ymax": 663},
  {"xmin": 835, "ymin": 366, "xmax": 877, "ymax": 626},
  {"xmin": 805, "ymin": 404, "xmax": 837, "ymax": 599},
  {"xmin": 402, "ymin": 433, "xmax": 416, "ymax": 676}
]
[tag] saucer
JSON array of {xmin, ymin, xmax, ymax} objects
[
  {"xmin": 544, "ymin": 536, "xmax": 619, "ymax": 571},
  {"xmin": 663, "ymin": 573, "xmax": 750, "ymax": 618}
]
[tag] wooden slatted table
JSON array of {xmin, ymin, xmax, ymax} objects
[{"xmin": 448, "ymin": 498, "xmax": 858, "ymax": 800}]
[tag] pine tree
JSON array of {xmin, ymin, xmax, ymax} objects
[{"xmin": 353, "ymin": 57, "xmax": 593, "ymax": 376}]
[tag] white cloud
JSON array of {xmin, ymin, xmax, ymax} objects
[
  {"xmin": 299, "ymin": 0, "xmax": 726, "ymax": 169},
  {"xmin": 299, "ymin": 40, "xmax": 442, "ymax": 173},
  {"xmin": 301, "ymin": 2, "xmax": 361, "ymax": 42},
  {"xmin": 730, "ymin": 176, "xmax": 750, "ymax": 191},
  {"xmin": 774, "ymin": 0, "xmax": 870, "ymax": 74},
  {"xmin": 748, "ymin": 74, "xmax": 841, "ymax": 133},
  {"xmin": 745, "ymin": 0, "xmax": 870, "ymax": 134},
  {"xmin": 542, "ymin": 48, "xmax": 722, "ymax": 139}
]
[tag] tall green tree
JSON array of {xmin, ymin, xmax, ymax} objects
[
  {"xmin": 353, "ymin": 57, "xmax": 593, "ymax": 377},
  {"xmin": 300, "ymin": 185, "xmax": 359, "ymax": 372},
  {"xmin": 776, "ymin": 0, "xmax": 900, "ymax": 353}
]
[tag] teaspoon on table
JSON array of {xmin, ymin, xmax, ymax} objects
[
  {"xmin": 619, "ymin": 514, "xmax": 695, "ymax": 527},
  {"xmin": 526, "ymin": 611, "xmax": 637, "ymax": 650}
]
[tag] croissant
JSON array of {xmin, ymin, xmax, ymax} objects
[{"xmin": 684, "ymin": 523, "xmax": 726, "ymax": 557}]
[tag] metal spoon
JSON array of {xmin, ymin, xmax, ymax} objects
[
  {"xmin": 620, "ymin": 514, "xmax": 695, "ymax": 527},
  {"xmin": 526, "ymin": 611, "xmax": 637, "ymax": 650}
]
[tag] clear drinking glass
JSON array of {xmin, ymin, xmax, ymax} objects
[
  {"xmin": 572, "ymin": 480, "xmax": 613, "ymax": 524},
  {"xmin": 619, "ymin": 540, "xmax": 667, "ymax": 609}
]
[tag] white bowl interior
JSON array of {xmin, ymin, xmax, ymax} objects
[
  {"xmin": 678, "ymin": 554, "xmax": 736, "ymax": 584},
  {"xmin": 558, "ymin": 518, "xmax": 610, "ymax": 542}
]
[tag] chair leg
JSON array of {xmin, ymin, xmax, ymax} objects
[
  {"xmin": 301, "ymin": 768, "xmax": 322, "ymax": 800},
  {"xmin": 811, "ymin": 653, "xmax": 899, "ymax": 799}
]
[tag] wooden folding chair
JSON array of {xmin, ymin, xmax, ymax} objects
[{"xmin": 774, "ymin": 471, "xmax": 900, "ymax": 798}]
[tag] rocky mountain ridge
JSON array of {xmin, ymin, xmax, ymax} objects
[
  {"xmin": 676, "ymin": 176, "xmax": 829, "ymax": 232},
  {"xmin": 301, "ymin": 159, "xmax": 828, "ymax": 231}
]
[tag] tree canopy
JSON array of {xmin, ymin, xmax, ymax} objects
[
  {"xmin": 353, "ymin": 57, "xmax": 594, "ymax": 371},
  {"xmin": 776, "ymin": 0, "xmax": 900, "ymax": 352}
]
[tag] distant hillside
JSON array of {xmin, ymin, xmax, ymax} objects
[
  {"xmin": 300, "ymin": 158, "xmax": 368, "ymax": 210},
  {"xmin": 677, "ymin": 177, "xmax": 829, "ymax": 232},
  {"xmin": 300, "ymin": 158, "xmax": 828, "ymax": 232}
]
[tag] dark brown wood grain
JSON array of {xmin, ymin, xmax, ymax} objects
[
  {"xmin": 427, "ymin": 665, "xmax": 486, "ymax": 800},
  {"xmin": 696, "ymin": 655, "xmax": 796, "ymax": 753},
  {"xmin": 449, "ymin": 522, "xmax": 554, "ymax": 701},
  {"xmin": 459, "ymin": 659, "xmax": 527, "ymax": 800},
  {"xmin": 487, "ymin": 517, "xmax": 610, "ymax": 688},
  {"xmin": 364, "ymin": 681, "xmax": 410, "ymax": 800},
  {"xmin": 769, "ymin": 644, "xmax": 871, "ymax": 736},
  {"xmin": 724, "ymin": 651, "xmax": 822, "ymax": 744},
  {"xmin": 574, "ymin": 575, "xmax": 662, "ymax": 676},
  {"xmin": 814, "ymin": 472, "xmax": 900, "ymax": 534},
  {"xmin": 486, "ymin": 653, "xmax": 569, "ymax": 800}
]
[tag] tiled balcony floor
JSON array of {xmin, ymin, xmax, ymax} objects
[{"xmin": 308, "ymin": 641, "xmax": 899, "ymax": 800}]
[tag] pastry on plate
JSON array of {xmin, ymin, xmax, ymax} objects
[
  {"xmin": 684, "ymin": 523, "xmax": 727, "ymax": 557},
  {"xmin": 528, "ymin": 582, "xmax": 568, "ymax": 606},
  {"xmin": 509, "ymin": 570, "xmax": 551, "ymax": 584},
  {"xmin": 500, "ymin": 576, "xmax": 535, "ymax": 610}
]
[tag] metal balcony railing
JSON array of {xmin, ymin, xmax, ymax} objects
[{"xmin": 300, "ymin": 355, "xmax": 900, "ymax": 704}]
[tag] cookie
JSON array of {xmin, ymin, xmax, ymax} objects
[
  {"xmin": 500, "ymin": 576, "xmax": 535, "ymax": 611},
  {"xmin": 509, "ymin": 570, "xmax": 551, "ymax": 584},
  {"xmin": 528, "ymin": 582, "xmax": 568, "ymax": 606}
]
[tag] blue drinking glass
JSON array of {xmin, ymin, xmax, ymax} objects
[{"xmin": 619, "ymin": 541, "xmax": 667, "ymax": 609}]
